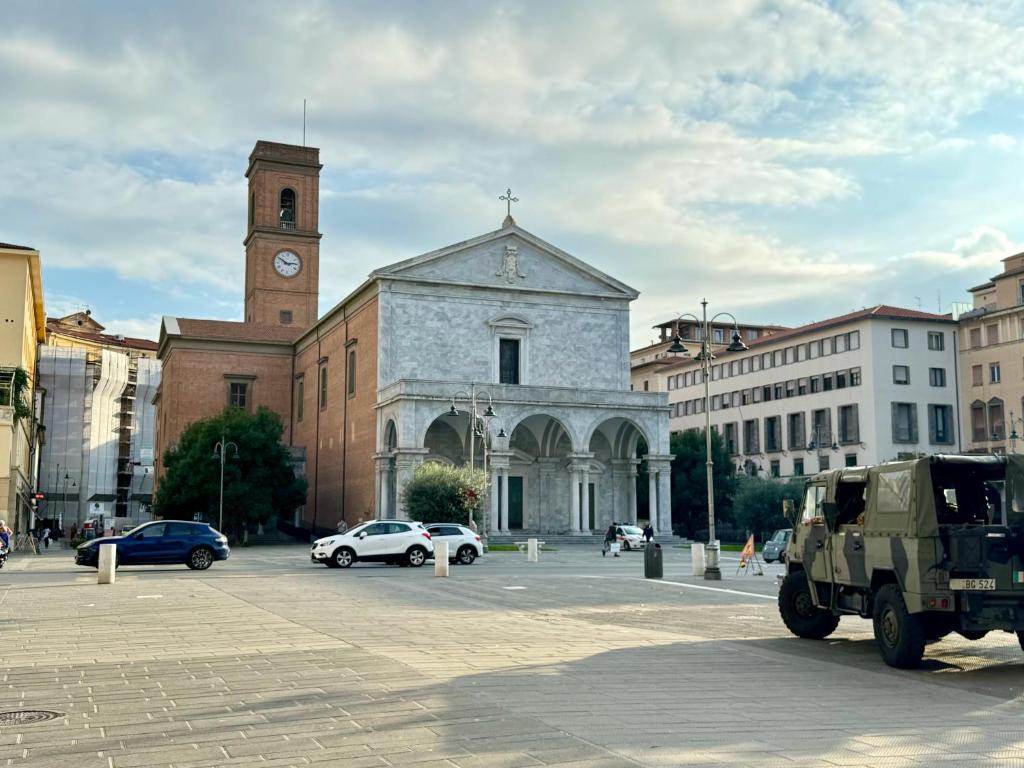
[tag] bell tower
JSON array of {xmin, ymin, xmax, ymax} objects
[{"xmin": 243, "ymin": 140, "xmax": 321, "ymax": 328}]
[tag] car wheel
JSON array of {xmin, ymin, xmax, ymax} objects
[
  {"xmin": 406, "ymin": 546, "xmax": 427, "ymax": 567},
  {"xmin": 457, "ymin": 545, "xmax": 476, "ymax": 565},
  {"xmin": 622, "ymin": 541, "xmax": 631, "ymax": 552},
  {"xmin": 779, "ymin": 552, "xmax": 788, "ymax": 564},
  {"xmin": 872, "ymin": 583, "xmax": 926, "ymax": 669},
  {"xmin": 763, "ymin": 554, "xmax": 776, "ymax": 564},
  {"xmin": 186, "ymin": 547, "xmax": 214, "ymax": 571},
  {"xmin": 778, "ymin": 571, "xmax": 840, "ymax": 640},
  {"xmin": 332, "ymin": 547, "xmax": 355, "ymax": 568}
]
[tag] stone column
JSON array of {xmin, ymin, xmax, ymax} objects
[
  {"xmin": 500, "ymin": 469, "xmax": 510, "ymax": 534},
  {"xmin": 628, "ymin": 466, "xmax": 638, "ymax": 525},
  {"xmin": 489, "ymin": 467, "xmax": 500, "ymax": 533},
  {"xmin": 580, "ymin": 467, "xmax": 591, "ymax": 533},
  {"xmin": 569, "ymin": 467, "xmax": 580, "ymax": 533},
  {"xmin": 648, "ymin": 470, "xmax": 658, "ymax": 531},
  {"xmin": 658, "ymin": 466, "xmax": 672, "ymax": 539},
  {"xmin": 373, "ymin": 452, "xmax": 395, "ymax": 519},
  {"xmin": 393, "ymin": 449, "xmax": 429, "ymax": 518},
  {"xmin": 536, "ymin": 458, "xmax": 560, "ymax": 533}
]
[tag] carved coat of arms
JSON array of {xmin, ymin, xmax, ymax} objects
[{"xmin": 496, "ymin": 245, "xmax": 526, "ymax": 284}]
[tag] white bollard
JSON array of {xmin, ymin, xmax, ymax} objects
[
  {"xmin": 691, "ymin": 542, "xmax": 706, "ymax": 577},
  {"xmin": 527, "ymin": 538, "xmax": 539, "ymax": 563},
  {"xmin": 434, "ymin": 541, "xmax": 449, "ymax": 577},
  {"xmin": 97, "ymin": 543, "xmax": 116, "ymax": 584}
]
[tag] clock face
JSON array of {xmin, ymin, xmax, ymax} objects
[{"xmin": 273, "ymin": 250, "xmax": 301, "ymax": 277}]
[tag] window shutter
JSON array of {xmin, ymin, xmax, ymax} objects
[
  {"xmin": 911, "ymin": 404, "xmax": 919, "ymax": 443},
  {"xmin": 928, "ymin": 405, "xmax": 937, "ymax": 444},
  {"xmin": 891, "ymin": 403, "xmax": 899, "ymax": 443},
  {"xmin": 850, "ymin": 404, "xmax": 859, "ymax": 443}
]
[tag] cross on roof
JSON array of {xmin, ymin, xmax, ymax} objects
[{"xmin": 499, "ymin": 187, "xmax": 519, "ymax": 217}]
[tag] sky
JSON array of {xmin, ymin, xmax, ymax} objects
[{"xmin": 3, "ymin": 0, "xmax": 1024, "ymax": 347}]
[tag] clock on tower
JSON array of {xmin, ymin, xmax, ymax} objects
[{"xmin": 243, "ymin": 140, "xmax": 322, "ymax": 328}]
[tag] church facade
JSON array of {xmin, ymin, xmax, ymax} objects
[{"xmin": 156, "ymin": 140, "xmax": 671, "ymax": 535}]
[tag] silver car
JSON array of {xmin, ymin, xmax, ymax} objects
[{"xmin": 762, "ymin": 528, "xmax": 792, "ymax": 563}]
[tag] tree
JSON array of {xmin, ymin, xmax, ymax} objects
[
  {"xmin": 401, "ymin": 462, "xmax": 488, "ymax": 526},
  {"xmin": 731, "ymin": 475, "xmax": 804, "ymax": 542},
  {"xmin": 668, "ymin": 429, "xmax": 737, "ymax": 539},
  {"xmin": 153, "ymin": 407, "xmax": 306, "ymax": 540}
]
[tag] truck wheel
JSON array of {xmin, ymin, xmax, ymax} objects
[
  {"xmin": 778, "ymin": 571, "xmax": 840, "ymax": 640},
  {"xmin": 872, "ymin": 583, "xmax": 926, "ymax": 668}
]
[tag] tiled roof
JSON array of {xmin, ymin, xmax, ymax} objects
[
  {"xmin": 0, "ymin": 242, "xmax": 35, "ymax": 251},
  {"xmin": 659, "ymin": 304, "xmax": 954, "ymax": 371},
  {"xmin": 47, "ymin": 323, "xmax": 158, "ymax": 351},
  {"xmin": 173, "ymin": 318, "xmax": 303, "ymax": 344}
]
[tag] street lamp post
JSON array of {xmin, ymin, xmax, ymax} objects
[
  {"xmin": 668, "ymin": 299, "xmax": 748, "ymax": 581},
  {"xmin": 807, "ymin": 425, "xmax": 840, "ymax": 469},
  {"xmin": 448, "ymin": 383, "xmax": 506, "ymax": 549},
  {"xmin": 1009, "ymin": 411, "xmax": 1024, "ymax": 453},
  {"xmin": 212, "ymin": 433, "xmax": 240, "ymax": 535}
]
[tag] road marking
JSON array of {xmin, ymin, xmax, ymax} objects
[
  {"xmin": 503, "ymin": 586, "xmax": 527, "ymax": 590},
  {"xmin": 136, "ymin": 594, "xmax": 163, "ymax": 599},
  {"xmin": 645, "ymin": 578, "xmax": 775, "ymax": 600}
]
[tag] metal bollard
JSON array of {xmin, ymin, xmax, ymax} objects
[
  {"xmin": 527, "ymin": 538, "xmax": 539, "ymax": 562},
  {"xmin": 97, "ymin": 543, "xmax": 116, "ymax": 584},
  {"xmin": 434, "ymin": 541, "xmax": 449, "ymax": 577},
  {"xmin": 691, "ymin": 542, "xmax": 705, "ymax": 576}
]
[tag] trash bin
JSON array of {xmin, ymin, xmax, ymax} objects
[{"xmin": 644, "ymin": 542, "xmax": 663, "ymax": 579}]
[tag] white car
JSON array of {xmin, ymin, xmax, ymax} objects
[
  {"xmin": 311, "ymin": 521, "xmax": 433, "ymax": 568},
  {"xmin": 424, "ymin": 523, "xmax": 483, "ymax": 565},
  {"xmin": 615, "ymin": 524, "xmax": 646, "ymax": 551}
]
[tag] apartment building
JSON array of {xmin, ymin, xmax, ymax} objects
[
  {"xmin": 36, "ymin": 312, "xmax": 160, "ymax": 532},
  {"xmin": 662, "ymin": 306, "xmax": 958, "ymax": 477},
  {"xmin": 960, "ymin": 251, "xmax": 1024, "ymax": 453},
  {"xmin": 630, "ymin": 317, "xmax": 785, "ymax": 394}
]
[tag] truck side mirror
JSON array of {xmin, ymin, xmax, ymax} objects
[{"xmin": 782, "ymin": 499, "xmax": 794, "ymax": 521}]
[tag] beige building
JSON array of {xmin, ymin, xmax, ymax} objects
[
  {"xmin": 960, "ymin": 251, "xmax": 1024, "ymax": 453},
  {"xmin": 0, "ymin": 242, "xmax": 45, "ymax": 535}
]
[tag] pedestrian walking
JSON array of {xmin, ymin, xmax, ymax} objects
[
  {"xmin": 603, "ymin": 524, "xmax": 619, "ymax": 557},
  {"xmin": 336, "ymin": 519, "xmax": 349, "ymax": 534},
  {"xmin": 643, "ymin": 523, "xmax": 654, "ymax": 544},
  {"xmin": 41, "ymin": 526, "xmax": 51, "ymax": 549},
  {"xmin": 0, "ymin": 520, "xmax": 11, "ymax": 551}
]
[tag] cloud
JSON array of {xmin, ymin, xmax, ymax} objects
[
  {"xmin": 894, "ymin": 226, "xmax": 1022, "ymax": 273},
  {"xmin": 989, "ymin": 133, "xmax": 1018, "ymax": 150}
]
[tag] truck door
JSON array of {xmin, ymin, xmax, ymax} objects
[{"xmin": 794, "ymin": 483, "xmax": 832, "ymax": 586}]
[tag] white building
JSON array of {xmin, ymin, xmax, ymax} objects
[{"xmin": 662, "ymin": 306, "xmax": 959, "ymax": 477}]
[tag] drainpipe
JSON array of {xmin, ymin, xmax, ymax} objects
[
  {"xmin": 311, "ymin": 327, "xmax": 323, "ymax": 537},
  {"xmin": 340, "ymin": 309, "xmax": 349, "ymax": 525},
  {"xmin": 953, "ymin": 329, "xmax": 963, "ymax": 453}
]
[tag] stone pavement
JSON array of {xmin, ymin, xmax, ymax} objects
[{"xmin": 2, "ymin": 545, "xmax": 1024, "ymax": 767}]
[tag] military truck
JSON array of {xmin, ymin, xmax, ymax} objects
[{"xmin": 778, "ymin": 454, "xmax": 1024, "ymax": 668}]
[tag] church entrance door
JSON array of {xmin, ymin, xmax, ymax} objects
[{"xmin": 508, "ymin": 477, "xmax": 524, "ymax": 529}]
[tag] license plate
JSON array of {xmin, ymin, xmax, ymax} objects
[{"xmin": 949, "ymin": 578, "xmax": 996, "ymax": 591}]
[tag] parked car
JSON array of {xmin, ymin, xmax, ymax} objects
[
  {"xmin": 311, "ymin": 520, "xmax": 433, "ymax": 568},
  {"xmin": 74, "ymin": 521, "xmax": 230, "ymax": 570},
  {"xmin": 762, "ymin": 528, "xmax": 792, "ymax": 563},
  {"xmin": 614, "ymin": 524, "xmax": 645, "ymax": 550},
  {"xmin": 424, "ymin": 523, "xmax": 482, "ymax": 564}
]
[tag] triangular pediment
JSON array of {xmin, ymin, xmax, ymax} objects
[
  {"xmin": 54, "ymin": 311, "xmax": 105, "ymax": 332},
  {"xmin": 372, "ymin": 224, "xmax": 638, "ymax": 299}
]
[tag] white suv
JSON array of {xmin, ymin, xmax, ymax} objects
[
  {"xmin": 311, "ymin": 521, "xmax": 433, "ymax": 568},
  {"xmin": 424, "ymin": 523, "xmax": 483, "ymax": 565}
]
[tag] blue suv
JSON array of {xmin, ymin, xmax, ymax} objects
[{"xmin": 75, "ymin": 521, "xmax": 230, "ymax": 570}]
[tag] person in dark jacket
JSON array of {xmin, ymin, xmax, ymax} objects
[
  {"xmin": 643, "ymin": 523, "xmax": 654, "ymax": 543},
  {"xmin": 603, "ymin": 524, "xmax": 618, "ymax": 557}
]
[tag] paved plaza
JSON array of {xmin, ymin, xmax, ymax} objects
[{"xmin": 3, "ymin": 543, "xmax": 1024, "ymax": 767}]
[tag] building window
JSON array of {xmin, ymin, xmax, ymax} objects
[
  {"xmin": 892, "ymin": 402, "xmax": 918, "ymax": 443},
  {"xmin": 1019, "ymin": 281, "xmax": 1024, "ymax": 305},
  {"xmin": 989, "ymin": 398, "xmax": 1005, "ymax": 440},
  {"xmin": 971, "ymin": 401, "xmax": 986, "ymax": 442},
  {"xmin": 928, "ymin": 404, "xmax": 954, "ymax": 445},
  {"xmin": 770, "ymin": 460, "xmax": 780, "ymax": 478},
  {"xmin": 320, "ymin": 366, "xmax": 328, "ymax": 410},
  {"xmin": 893, "ymin": 365, "xmax": 910, "ymax": 385},
  {"xmin": 838, "ymin": 404, "xmax": 859, "ymax": 444},
  {"xmin": 927, "ymin": 331, "xmax": 944, "ymax": 351},
  {"xmin": 845, "ymin": 453, "xmax": 858, "ymax": 467},
  {"xmin": 724, "ymin": 422, "xmax": 738, "ymax": 456},
  {"xmin": 643, "ymin": 380, "xmax": 649, "ymax": 391},
  {"xmin": 500, "ymin": 339, "xmax": 521, "ymax": 385},
  {"xmin": 972, "ymin": 365, "xmax": 983, "ymax": 386},
  {"xmin": 793, "ymin": 458, "xmax": 805, "ymax": 476},
  {"xmin": 850, "ymin": 368, "xmax": 862, "ymax": 386},
  {"xmin": 279, "ymin": 188, "xmax": 296, "ymax": 228},
  {"xmin": 743, "ymin": 419, "xmax": 760, "ymax": 454},
  {"xmin": 347, "ymin": 349, "xmax": 357, "ymax": 397},
  {"xmin": 819, "ymin": 454, "xmax": 830, "ymax": 471},
  {"xmin": 787, "ymin": 412, "xmax": 805, "ymax": 450},
  {"xmin": 296, "ymin": 376, "xmax": 304, "ymax": 423},
  {"xmin": 970, "ymin": 328, "xmax": 982, "ymax": 348},
  {"xmin": 811, "ymin": 408, "xmax": 832, "ymax": 446},
  {"xmin": 228, "ymin": 382, "xmax": 248, "ymax": 410},
  {"xmin": 809, "ymin": 340, "xmax": 821, "ymax": 359},
  {"xmin": 849, "ymin": 331, "xmax": 860, "ymax": 350},
  {"xmin": 929, "ymin": 368, "xmax": 946, "ymax": 387},
  {"xmin": 834, "ymin": 371, "xmax": 846, "ymax": 389},
  {"xmin": 249, "ymin": 191, "xmax": 255, "ymax": 227},
  {"xmin": 765, "ymin": 416, "xmax": 782, "ymax": 452},
  {"xmin": 991, "ymin": 363, "xmax": 1001, "ymax": 384},
  {"xmin": 891, "ymin": 328, "xmax": 909, "ymax": 348},
  {"xmin": 822, "ymin": 373, "xmax": 834, "ymax": 391},
  {"xmin": 987, "ymin": 323, "xmax": 1000, "ymax": 345},
  {"xmin": 713, "ymin": 328, "xmax": 724, "ymax": 343},
  {"xmin": 279, "ymin": 310, "xmax": 293, "ymax": 325}
]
